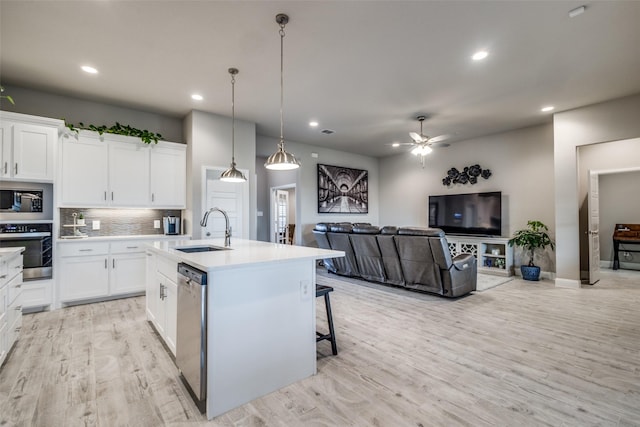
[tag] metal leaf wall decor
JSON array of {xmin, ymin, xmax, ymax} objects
[{"xmin": 442, "ymin": 164, "xmax": 491, "ymax": 186}]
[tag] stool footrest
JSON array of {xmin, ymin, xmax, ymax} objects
[{"xmin": 316, "ymin": 283, "xmax": 338, "ymax": 355}]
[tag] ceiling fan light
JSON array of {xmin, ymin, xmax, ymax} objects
[{"xmin": 411, "ymin": 145, "xmax": 432, "ymax": 156}]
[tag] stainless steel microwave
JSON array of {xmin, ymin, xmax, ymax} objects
[{"xmin": 0, "ymin": 189, "xmax": 43, "ymax": 212}]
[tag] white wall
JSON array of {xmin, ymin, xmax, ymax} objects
[
  {"xmin": 554, "ymin": 93, "xmax": 640, "ymax": 287},
  {"xmin": 185, "ymin": 110, "xmax": 256, "ymax": 240},
  {"xmin": 379, "ymin": 123, "xmax": 556, "ymax": 271},
  {"xmin": 1, "ymin": 84, "xmax": 183, "ymax": 142},
  {"xmin": 256, "ymin": 135, "xmax": 379, "ymax": 247}
]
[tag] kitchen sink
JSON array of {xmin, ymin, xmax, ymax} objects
[{"xmin": 175, "ymin": 245, "xmax": 231, "ymax": 253}]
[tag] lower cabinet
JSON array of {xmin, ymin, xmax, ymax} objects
[
  {"xmin": 58, "ymin": 241, "xmax": 146, "ymax": 303},
  {"xmin": 145, "ymin": 251, "xmax": 177, "ymax": 355},
  {"xmin": 0, "ymin": 251, "xmax": 23, "ymax": 368},
  {"xmin": 446, "ymin": 235, "xmax": 514, "ymax": 276}
]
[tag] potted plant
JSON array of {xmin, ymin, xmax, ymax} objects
[{"xmin": 508, "ymin": 220, "xmax": 555, "ymax": 281}]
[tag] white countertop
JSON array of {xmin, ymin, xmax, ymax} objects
[
  {"xmin": 0, "ymin": 247, "xmax": 25, "ymax": 258},
  {"xmin": 57, "ymin": 234, "xmax": 190, "ymax": 243},
  {"xmin": 147, "ymin": 238, "xmax": 344, "ymax": 272}
]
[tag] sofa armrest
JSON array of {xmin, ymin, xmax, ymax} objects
[{"xmin": 451, "ymin": 253, "xmax": 475, "ymax": 271}]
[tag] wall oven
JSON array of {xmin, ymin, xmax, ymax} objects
[{"xmin": 0, "ymin": 223, "xmax": 52, "ymax": 281}]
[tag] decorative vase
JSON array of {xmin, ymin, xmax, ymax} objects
[{"xmin": 520, "ymin": 265, "xmax": 541, "ymax": 281}]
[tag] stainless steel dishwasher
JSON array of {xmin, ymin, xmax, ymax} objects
[{"xmin": 176, "ymin": 263, "xmax": 208, "ymax": 413}]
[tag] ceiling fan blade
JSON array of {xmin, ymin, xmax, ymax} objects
[
  {"xmin": 428, "ymin": 134, "xmax": 450, "ymax": 143},
  {"xmin": 385, "ymin": 142, "xmax": 414, "ymax": 147},
  {"xmin": 430, "ymin": 141, "xmax": 450, "ymax": 148},
  {"xmin": 409, "ymin": 132, "xmax": 424, "ymax": 143}
]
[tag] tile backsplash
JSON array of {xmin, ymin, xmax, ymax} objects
[{"xmin": 60, "ymin": 208, "xmax": 181, "ymax": 238}]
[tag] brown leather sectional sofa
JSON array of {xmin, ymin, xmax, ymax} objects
[{"xmin": 313, "ymin": 223, "xmax": 477, "ymax": 297}]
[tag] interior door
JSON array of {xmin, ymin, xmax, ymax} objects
[
  {"xmin": 204, "ymin": 167, "xmax": 246, "ymax": 240},
  {"xmin": 273, "ymin": 190, "xmax": 289, "ymax": 243},
  {"xmin": 587, "ymin": 171, "xmax": 600, "ymax": 284}
]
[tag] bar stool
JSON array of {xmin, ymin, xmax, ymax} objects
[{"xmin": 316, "ymin": 284, "xmax": 338, "ymax": 355}]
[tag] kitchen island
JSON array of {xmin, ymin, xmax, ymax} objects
[{"xmin": 145, "ymin": 238, "xmax": 344, "ymax": 419}]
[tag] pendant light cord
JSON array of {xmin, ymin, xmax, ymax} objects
[
  {"xmin": 279, "ymin": 22, "xmax": 286, "ymax": 149},
  {"xmin": 231, "ymin": 71, "xmax": 236, "ymax": 164}
]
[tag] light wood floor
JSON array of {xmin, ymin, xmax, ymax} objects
[{"xmin": 1, "ymin": 269, "xmax": 639, "ymax": 426}]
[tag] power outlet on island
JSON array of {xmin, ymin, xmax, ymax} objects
[{"xmin": 300, "ymin": 279, "xmax": 311, "ymax": 300}]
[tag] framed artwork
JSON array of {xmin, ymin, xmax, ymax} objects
[{"xmin": 317, "ymin": 164, "xmax": 368, "ymax": 214}]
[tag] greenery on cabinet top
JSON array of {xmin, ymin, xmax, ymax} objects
[{"xmin": 65, "ymin": 121, "xmax": 162, "ymax": 144}]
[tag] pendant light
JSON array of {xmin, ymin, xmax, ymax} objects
[
  {"xmin": 220, "ymin": 67, "xmax": 247, "ymax": 182},
  {"xmin": 265, "ymin": 13, "xmax": 300, "ymax": 171}
]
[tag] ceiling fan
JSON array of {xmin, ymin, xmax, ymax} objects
[{"xmin": 392, "ymin": 115, "xmax": 450, "ymax": 167}]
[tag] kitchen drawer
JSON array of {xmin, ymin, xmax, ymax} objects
[
  {"xmin": 110, "ymin": 240, "xmax": 146, "ymax": 254},
  {"xmin": 157, "ymin": 254, "xmax": 178, "ymax": 284},
  {"xmin": 7, "ymin": 273, "xmax": 22, "ymax": 306},
  {"xmin": 58, "ymin": 242, "xmax": 109, "ymax": 257},
  {"xmin": 7, "ymin": 254, "xmax": 22, "ymax": 278},
  {"xmin": 21, "ymin": 280, "xmax": 52, "ymax": 310}
]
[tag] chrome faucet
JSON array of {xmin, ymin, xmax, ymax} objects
[{"xmin": 200, "ymin": 207, "xmax": 232, "ymax": 247}]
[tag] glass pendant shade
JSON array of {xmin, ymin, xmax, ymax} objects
[{"xmin": 220, "ymin": 67, "xmax": 247, "ymax": 183}]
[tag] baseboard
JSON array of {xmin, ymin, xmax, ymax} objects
[{"xmin": 554, "ymin": 278, "xmax": 581, "ymax": 289}]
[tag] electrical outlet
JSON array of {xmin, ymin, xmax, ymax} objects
[
  {"xmin": 300, "ymin": 279, "xmax": 311, "ymax": 300},
  {"xmin": 92, "ymin": 220, "xmax": 100, "ymax": 230},
  {"xmin": 154, "ymin": 220, "xmax": 161, "ymax": 229}
]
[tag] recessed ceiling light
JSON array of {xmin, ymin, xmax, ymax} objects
[
  {"xmin": 471, "ymin": 50, "xmax": 489, "ymax": 61},
  {"xmin": 309, "ymin": 121, "xmax": 319, "ymax": 127},
  {"xmin": 568, "ymin": 6, "xmax": 586, "ymax": 18},
  {"xmin": 392, "ymin": 142, "xmax": 400, "ymax": 148},
  {"xmin": 191, "ymin": 94, "xmax": 203, "ymax": 101},
  {"xmin": 541, "ymin": 106, "xmax": 555, "ymax": 112},
  {"xmin": 81, "ymin": 65, "xmax": 98, "ymax": 74}
]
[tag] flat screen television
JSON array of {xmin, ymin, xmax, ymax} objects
[{"xmin": 428, "ymin": 191, "xmax": 502, "ymax": 236}]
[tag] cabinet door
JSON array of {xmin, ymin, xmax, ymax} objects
[
  {"xmin": 163, "ymin": 278, "xmax": 177, "ymax": 356},
  {"xmin": 108, "ymin": 141, "xmax": 150, "ymax": 206},
  {"xmin": 110, "ymin": 252, "xmax": 146, "ymax": 295},
  {"xmin": 149, "ymin": 144, "xmax": 186, "ymax": 208},
  {"xmin": 155, "ymin": 272, "xmax": 169, "ymax": 337},
  {"xmin": 12, "ymin": 123, "xmax": 56, "ymax": 181},
  {"xmin": 0, "ymin": 122, "xmax": 12, "ymax": 179},
  {"xmin": 59, "ymin": 255, "xmax": 109, "ymax": 302},
  {"xmin": 59, "ymin": 136, "xmax": 109, "ymax": 206},
  {"xmin": 145, "ymin": 252, "xmax": 159, "ymax": 323}
]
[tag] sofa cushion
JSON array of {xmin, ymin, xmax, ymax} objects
[
  {"xmin": 397, "ymin": 227, "xmax": 445, "ymax": 237},
  {"xmin": 314, "ymin": 222, "xmax": 332, "ymax": 232},
  {"xmin": 380, "ymin": 226, "xmax": 399, "ymax": 235},
  {"xmin": 329, "ymin": 223, "xmax": 353, "ymax": 233},
  {"xmin": 352, "ymin": 225, "xmax": 380, "ymax": 234}
]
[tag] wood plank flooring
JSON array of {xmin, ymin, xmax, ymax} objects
[{"xmin": 1, "ymin": 269, "xmax": 639, "ymax": 426}]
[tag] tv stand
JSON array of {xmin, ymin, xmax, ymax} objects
[{"xmin": 446, "ymin": 235, "xmax": 513, "ymax": 277}]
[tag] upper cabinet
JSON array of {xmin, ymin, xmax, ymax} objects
[
  {"xmin": 150, "ymin": 144, "xmax": 186, "ymax": 208},
  {"xmin": 58, "ymin": 131, "xmax": 186, "ymax": 209},
  {"xmin": 0, "ymin": 112, "xmax": 62, "ymax": 182}
]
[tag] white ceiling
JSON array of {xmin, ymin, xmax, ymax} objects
[{"xmin": 2, "ymin": 1, "xmax": 640, "ymax": 158}]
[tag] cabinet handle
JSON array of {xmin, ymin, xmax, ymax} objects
[
  {"xmin": 16, "ymin": 284, "xmax": 21, "ymax": 288},
  {"xmin": 3, "ymin": 162, "xmax": 6, "ymax": 174},
  {"xmin": 0, "ymin": 275, "xmax": 5, "ymax": 279},
  {"xmin": 126, "ymin": 246, "xmax": 139, "ymax": 249},
  {"xmin": 79, "ymin": 249, "xmax": 93, "ymax": 252},
  {"xmin": 14, "ymin": 163, "xmax": 18, "ymax": 175},
  {"xmin": 151, "ymin": 193, "xmax": 155, "ymax": 202},
  {"xmin": 104, "ymin": 191, "xmax": 107, "ymax": 201},
  {"xmin": 15, "ymin": 306, "xmax": 22, "ymax": 311},
  {"xmin": 111, "ymin": 192, "xmax": 114, "ymax": 201},
  {"xmin": 113, "ymin": 259, "xmax": 115, "ymax": 268},
  {"xmin": 15, "ymin": 326, "xmax": 21, "ymax": 333},
  {"xmin": 146, "ymin": 253, "xmax": 152, "ymax": 257},
  {"xmin": 105, "ymin": 259, "xmax": 108, "ymax": 269},
  {"xmin": 159, "ymin": 283, "xmax": 165, "ymax": 300}
]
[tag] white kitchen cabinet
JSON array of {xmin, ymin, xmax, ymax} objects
[
  {"xmin": 109, "ymin": 241, "xmax": 147, "ymax": 294},
  {"xmin": 0, "ymin": 111, "xmax": 61, "ymax": 182},
  {"xmin": 150, "ymin": 143, "xmax": 186, "ymax": 208},
  {"xmin": 0, "ymin": 250, "xmax": 23, "ymax": 368},
  {"xmin": 108, "ymin": 141, "xmax": 150, "ymax": 206},
  {"xmin": 59, "ymin": 135, "xmax": 109, "ymax": 206},
  {"xmin": 146, "ymin": 252, "xmax": 177, "ymax": 355},
  {"xmin": 58, "ymin": 240, "xmax": 149, "ymax": 303},
  {"xmin": 58, "ymin": 131, "xmax": 185, "ymax": 208},
  {"xmin": 20, "ymin": 279, "xmax": 53, "ymax": 311}
]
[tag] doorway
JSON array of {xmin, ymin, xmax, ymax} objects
[
  {"xmin": 270, "ymin": 184, "xmax": 296, "ymax": 244},
  {"xmin": 201, "ymin": 166, "xmax": 249, "ymax": 240}
]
